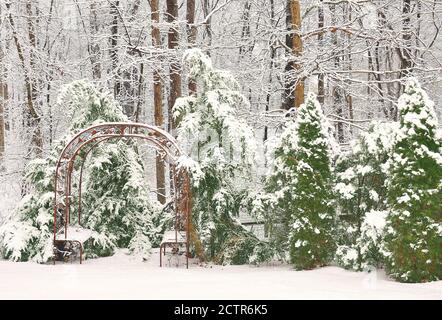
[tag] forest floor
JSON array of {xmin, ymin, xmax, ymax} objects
[{"xmin": 0, "ymin": 248, "xmax": 440, "ymax": 299}]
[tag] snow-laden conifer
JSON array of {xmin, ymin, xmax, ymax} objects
[
  {"xmin": 264, "ymin": 93, "xmax": 337, "ymax": 269},
  {"xmin": 174, "ymin": 49, "xmax": 270, "ymax": 264},
  {"xmin": 335, "ymin": 121, "xmax": 398, "ymax": 270},
  {"xmin": 384, "ymin": 78, "xmax": 442, "ymax": 282}
]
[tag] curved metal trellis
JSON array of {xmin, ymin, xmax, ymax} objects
[{"xmin": 53, "ymin": 122, "xmax": 191, "ymax": 268}]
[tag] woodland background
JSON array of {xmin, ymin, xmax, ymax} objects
[{"xmin": 1, "ymin": 0, "xmax": 442, "ymax": 207}]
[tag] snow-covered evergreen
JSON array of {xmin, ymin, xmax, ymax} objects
[
  {"xmin": 81, "ymin": 141, "xmax": 161, "ymax": 260},
  {"xmin": 263, "ymin": 93, "xmax": 337, "ymax": 269},
  {"xmin": 335, "ymin": 121, "xmax": 398, "ymax": 270},
  {"xmin": 0, "ymin": 80, "xmax": 161, "ymax": 262},
  {"xmin": 174, "ymin": 49, "xmax": 271, "ymax": 264},
  {"xmin": 384, "ymin": 78, "xmax": 442, "ymax": 282}
]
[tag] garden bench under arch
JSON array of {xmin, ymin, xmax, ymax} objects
[{"xmin": 52, "ymin": 122, "xmax": 192, "ymax": 268}]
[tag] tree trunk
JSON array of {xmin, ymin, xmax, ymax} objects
[
  {"xmin": 110, "ymin": 1, "xmax": 121, "ymax": 101},
  {"xmin": 166, "ymin": 0, "xmax": 182, "ymax": 133},
  {"xmin": 186, "ymin": 0, "xmax": 197, "ymax": 95},
  {"xmin": 317, "ymin": 0, "xmax": 325, "ymax": 105},
  {"xmin": 240, "ymin": 1, "xmax": 253, "ymax": 103},
  {"xmin": 25, "ymin": 1, "xmax": 43, "ymax": 156},
  {"xmin": 283, "ymin": 0, "xmax": 304, "ymax": 110},
  {"xmin": 239, "ymin": 1, "xmax": 252, "ymax": 57},
  {"xmin": 291, "ymin": 0, "xmax": 304, "ymax": 108},
  {"xmin": 186, "ymin": 0, "xmax": 197, "ymax": 44},
  {"xmin": 401, "ymin": 0, "xmax": 412, "ymax": 77},
  {"xmin": 345, "ymin": 4, "xmax": 354, "ymax": 137},
  {"xmin": 202, "ymin": 0, "xmax": 213, "ymax": 56},
  {"xmin": 134, "ymin": 62, "xmax": 144, "ymax": 123},
  {"xmin": 0, "ymin": 55, "xmax": 7, "ymax": 164},
  {"xmin": 45, "ymin": 0, "xmax": 55, "ymax": 147},
  {"xmin": 264, "ymin": 0, "xmax": 275, "ymax": 145},
  {"xmin": 331, "ymin": 4, "xmax": 344, "ymax": 143},
  {"xmin": 151, "ymin": 0, "xmax": 166, "ymax": 204},
  {"xmin": 89, "ymin": 1, "xmax": 102, "ymax": 80},
  {"xmin": 0, "ymin": 8, "xmax": 5, "ymax": 165}
]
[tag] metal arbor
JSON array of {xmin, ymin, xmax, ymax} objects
[{"xmin": 53, "ymin": 122, "xmax": 191, "ymax": 267}]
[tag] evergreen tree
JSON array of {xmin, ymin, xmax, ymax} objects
[
  {"xmin": 384, "ymin": 78, "xmax": 442, "ymax": 282},
  {"xmin": 174, "ymin": 49, "xmax": 271, "ymax": 264},
  {"xmin": 257, "ymin": 121, "xmax": 300, "ymax": 258},
  {"xmin": 0, "ymin": 80, "xmax": 160, "ymax": 262},
  {"xmin": 335, "ymin": 121, "xmax": 398, "ymax": 270},
  {"xmin": 265, "ymin": 93, "xmax": 336, "ymax": 269}
]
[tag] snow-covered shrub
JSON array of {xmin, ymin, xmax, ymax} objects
[
  {"xmin": 0, "ymin": 147, "xmax": 66, "ymax": 262},
  {"xmin": 384, "ymin": 78, "xmax": 442, "ymax": 283},
  {"xmin": 359, "ymin": 210, "xmax": 388, "ymax": 267},
  {"xmin": 175, "ymin": 49, "xmax": 271, "ymax": 264},
  {"xmin": 335, "ymin": 210, "xmax": 388, "ymax": 270},
  {"xmin": 335, "ymin": 121, "xmax": 398, "ymax": 270},
  {"xmin": 0, "ymin": 80, "xmax": 161, "ymax": 262},
  {"xmin": 264, "ymin": 93, "xmax": 337, "ymax": 269}
]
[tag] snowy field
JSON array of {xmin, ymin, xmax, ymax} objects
[{"xmin": 0, "ymin": 249, "xmax": 440, "ymax": 300}]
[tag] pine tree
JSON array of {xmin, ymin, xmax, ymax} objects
[
  {"xmin": 335, "ymin": 121, "xmax": 398, "ymax": 270},
  {"xmin": 384, "ymin": 78, "xmax": 442, "ymax": 282},
  {"xmin": 174, "ymin": 49, "xmax": 271, "ymax": 264},
  {"xmin": 0, "ymin": 80, "xmax": 161, "ymax": 262},
  {"xmin": 266, "ymin": 93, "xmax": 336, "ymax": 269}
]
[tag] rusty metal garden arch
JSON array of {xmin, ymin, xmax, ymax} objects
[{"xmin": 53, "ymin": 122, "xmax": 191, "ymax": 267}]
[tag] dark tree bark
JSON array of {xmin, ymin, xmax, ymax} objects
[
  {"xmin": 166, "ymin": 0, "xmax": 182, "ymax": 133},
  {"xmin": 202, "ymin": 0, "xmax": 213, "ymax": 56},
  {"xmin": 0, "ymin": 52, "xmax": 7, "ymax": 164},
  {"xmin": 345, "ymin": 3, "xmax": 354, "ymax": 136},
  {"xmin": 186, "ymin": 0, "xmax": 197, "ymax": 95},
  {"xmin": 186, "ymin": 0, "xmax": 197, "ymax": 44},
  {"xmin": 152, "ymin": 0, "xmax": 166, "ymax": 204},
  {"xmin": 331, "ymin": 4, "xmax": 344, "ymax": 143},
  {"xmin": 89, "ymin": 1, "xmax": 102, "ymax": 80},
  {"xmin": 401, "ymin": 0, "xmax": 413, "ymax": 76},
  {"xmin": 239, "ymin": 1, "xmax": 252, "ymax": 57},
  {"xmin": 317, "ymin": 0, "xmax": 325, "ymax": 105},
  {"xmin": 109, "ymin": 1, "xmax": 121, "ymax": 100},
  {"xmin": 283, "ymin": 0, "xmax": 304, "ymax": 110},
  {"xmin": 264, "ymin": 0, "xmax": 276, "ymax": 144}
]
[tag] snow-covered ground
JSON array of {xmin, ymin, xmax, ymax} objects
[{"xmin": 0, "ymin": 249, "xmax": 440, "ymax": 300}]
